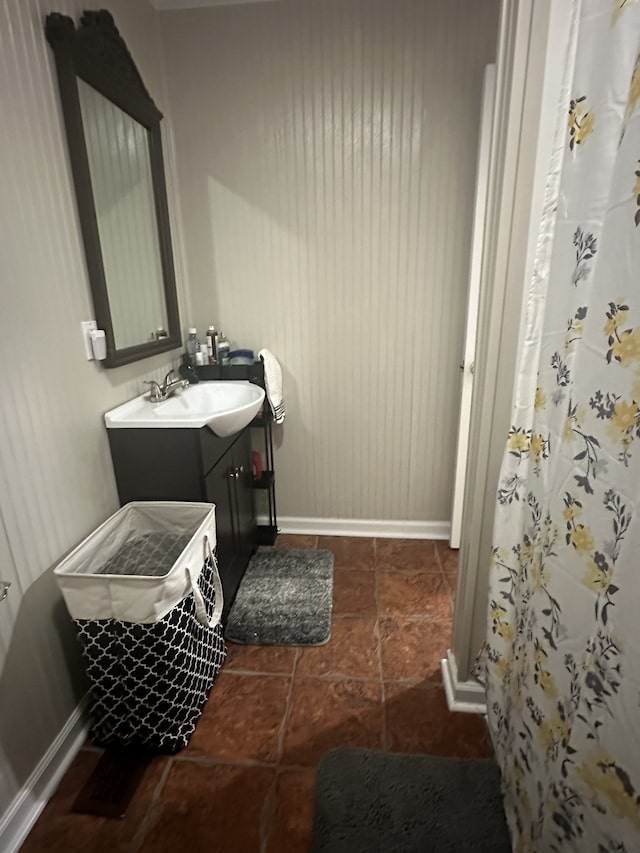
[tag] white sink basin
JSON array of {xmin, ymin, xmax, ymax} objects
[{"xmin": 105, "ymin": 381, "xmax": 265, "ymax": 438}]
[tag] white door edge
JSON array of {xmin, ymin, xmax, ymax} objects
[{"xmin": 450, "ymin": 64, "xmax": 496, "ymax": 549}]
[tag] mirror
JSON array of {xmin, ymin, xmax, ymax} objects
[{"xmin": 45, "ymin": 10, "xmax": 181, "ymax": 367}]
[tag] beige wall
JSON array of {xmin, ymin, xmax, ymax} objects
[
  {"xmin": 0, "ymin": 0, "xmax": 186, "ymax": 817},
  {"xmin": 161, "ymin": 0, "xmax": 500, "ymax": 524}
]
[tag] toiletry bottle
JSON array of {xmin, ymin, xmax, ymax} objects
[
  {"xmin": 186, "ymin": 328, "xmax": 201, "ymax": 364},
  {"xmin": 206, "ymin": 325, "xmax": 217, "ymax": 364},
  {"xmin": 217, "ymin": 332, "xmax": 230, "ymax": 366}
]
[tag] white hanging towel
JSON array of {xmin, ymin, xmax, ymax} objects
[{"xmin": 259, "ymin": 349, "xmax": 285, "ymax": 424}]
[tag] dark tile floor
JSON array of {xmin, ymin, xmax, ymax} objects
[{"xmin": 22, "ymin": 536, "xmax": 492, "ymax": 853}]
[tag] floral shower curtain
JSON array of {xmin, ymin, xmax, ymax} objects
[{"xmin": 478, "ymin": 1, "xmax": 640, "ymax": 850}]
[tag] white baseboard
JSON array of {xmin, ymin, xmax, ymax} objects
[
  {"xmin": 261, "ymin": 516, "xmax": 451, "ymax": 540},
  {"xmin": 0, "ymin": 697, "xmax": 89, "ymax": 853},
  {"xmin": 441, "ymin": 649, "xmax": 486, "ymax": 714}
]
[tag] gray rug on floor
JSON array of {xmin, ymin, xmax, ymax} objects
[
  {"xmin": 225, "ymin": 547, "xmax": 334, "ymax": 646},
  {"xmin": 312, "ymin": 748, "xmax": 511, "ymax": 853}
]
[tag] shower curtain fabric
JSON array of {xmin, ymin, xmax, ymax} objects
[{"xmin": 478, "ymin": 1, "xmax": 640, "ymax": 850}]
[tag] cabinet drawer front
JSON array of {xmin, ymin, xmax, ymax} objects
[
  {"xmin": 200, "ymin": 428, "xmax": 240, "ymax": 475},
  {"xmin": 109, "ymin": 428, "xmax": 203, "ymax": 504}
]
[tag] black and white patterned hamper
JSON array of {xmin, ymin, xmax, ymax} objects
[{"xmin": 54, "ymin": 502, "xmax": 226, "ymax": 754}]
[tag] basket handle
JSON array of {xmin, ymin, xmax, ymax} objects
[{"xmin": 186, "ymin": 535, "xmax": 224, "ymax": 629}]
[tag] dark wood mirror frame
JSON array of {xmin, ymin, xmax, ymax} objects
[{"xmin": 45, "ymin": 9, "xmax": 181, "ymax": 368}]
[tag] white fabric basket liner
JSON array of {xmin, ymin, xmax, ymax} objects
[{"xmin": 54, "ymin": 501, "xmax": 217, "ymax": 624}]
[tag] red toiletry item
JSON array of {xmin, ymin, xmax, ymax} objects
[{"xmin": 252, "ymin": 451, "xmax": 263, "ymax": 480}]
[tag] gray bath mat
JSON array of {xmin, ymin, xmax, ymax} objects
[
  {"xmin": 225, "ymin": 547, "xmax": 334, "ymax": 646},
  {"xmin": 312, "ymin": 748, "xmax": 511, "ymax": 853}
]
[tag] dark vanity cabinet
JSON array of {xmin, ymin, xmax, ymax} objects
[{"xmin": 107, "ymin": 425, "xmax": 255, "ymax": 621}]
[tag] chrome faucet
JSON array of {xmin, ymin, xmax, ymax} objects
[{"xmin": 145, "ymin": 370, "xmax": 189, "ymax": 402}]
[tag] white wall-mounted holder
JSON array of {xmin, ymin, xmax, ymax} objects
[
  {"xmin": 80, "ymin": 320, "xmax": 106, "ymax": 361},
  {"xmin": 89, "ymin": 329, "xmax": 107, "ymax": 360}
]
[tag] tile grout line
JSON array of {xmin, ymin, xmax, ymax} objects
[
  {"xmin": 224, "ymin": 666, "xmax": 296, "ymax": 677},
  {"xmin": 373, "ymin": 539, "xmax": 389, "ymax": 751},
  {"xmin": 131, "ymin": 756, "xmax": 174, "ymax": 853},
  {"xmin": 260, "ymin": 646, "xmax": 301, "ymax": 853},
  {"xmin": 173, "ymin": 753, "xmax": 278, "ymax": 770},
  {"xmin": 336, "ymin": 562, "xmax": 441, "ymax": 573},
  {"xmin": 226, "ymin": 665, "xmax": 383, "ymax": 683},
  {"xmin": 434, "ymin": 540, "xmax": 455, "ymax": 614},
  {"xmin": 260, "ymin": 776, "xmax": 278, "ymax": 853},
  {"xmin": 431, "ymin": 540, "xmax": 456, "ymax": 659},
  {"xmin": 276, "ymin": 647, "xmax": 301, "ymax": 762}
]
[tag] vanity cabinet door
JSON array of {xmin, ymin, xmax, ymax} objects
[
  {"xmin": 204, "ymin": 453, "xmax": 236, "ymax": 614},
  {"xmin": 204, "ymin": 429, "xmax": 255, "ymax": 621},
  {"xmin": 230, "ymin": 429, "xmax": 255, "ymax": 570}
]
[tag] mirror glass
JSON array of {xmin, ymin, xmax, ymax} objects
[{"xmin": 78, "ymin": 80, "xmax": 168, "ymax": 349}]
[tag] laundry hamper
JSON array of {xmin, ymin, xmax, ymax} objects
[{"xmin": 54, "ymin": 501, "xmax": 226, "ymax": 754}]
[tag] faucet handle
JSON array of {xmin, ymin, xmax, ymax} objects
[
  {"xmin": 163, "ymin": 369, "xmax": 178, "ymax": 387},
  {"xmin": 145, "ymin": 380, "xmax": 163, "ymax": 401}
]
